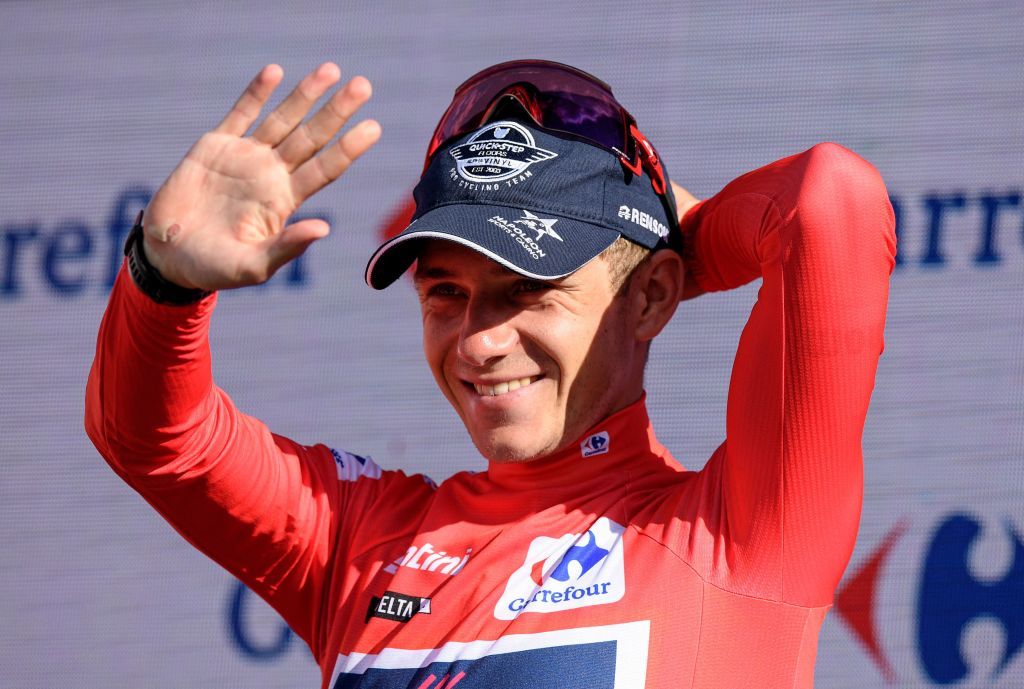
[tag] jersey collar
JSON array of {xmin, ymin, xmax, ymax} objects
[{"xmin": 483, "ymin": 393, "xmax": 675, "ymax": 495}]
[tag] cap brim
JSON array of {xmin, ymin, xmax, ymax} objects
[{"xmin": 365, "ymin": 203, "xmax": 621, "ymax": 289}]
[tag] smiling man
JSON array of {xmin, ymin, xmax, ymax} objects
[
  {"xmin": 411, "ymin": 241, "xmax": 655, "ymax": 463},
  {"xmin": 86, "ymin": 61, "xmax": 896, "ymax": 688}
]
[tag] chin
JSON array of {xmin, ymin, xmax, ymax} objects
[{"xmin": 471, "ymin": 428, "xmax": 558, "ymax": 464}]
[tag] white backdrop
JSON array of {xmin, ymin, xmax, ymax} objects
[{"xmin": 1, "ymin": 2, "xmax": 1022, "ymax": 687}]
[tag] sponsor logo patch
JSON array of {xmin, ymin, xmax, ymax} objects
[
  {"xmin": 366, "ymin": 590, "xmax": 432, "ymax": 623},
  {"xmin": 580, "ymin": 431, "xmax": 610, "ymax": 457},
  {"xmin": 449, "ymin": 121, "xmax": 557, "ymax": 184},
  {"xmin": 494, "ymin": 517, "xmax": 626, "ymax": 620},
  {"xmin": 515, "ymin": 210, "xmax": 562, "ymax": 242},
  {"xmin": 618, "ymin": 204, "xmax": 668, "ymax": 239},
  {"xmin": 488, "ymin": 210, "xmax": 563, "ymax": 260},
  {"xmin": 383, "ymin": 543, "xmax": 471, "ymax": 576}
]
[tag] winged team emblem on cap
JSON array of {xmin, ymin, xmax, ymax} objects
[{"xmin": 449, "ymin": 121, "xmax": 558, "ymax": 183}]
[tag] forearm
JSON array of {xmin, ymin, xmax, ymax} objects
[
  {"xmin": 85, "ymin": 263, "xmax": 335, "ymax": 643},
  {"xmin": 678, "ymin": 142, "xmax": 896, "ymax": 293},
  {"xmin": 85, "ymin": 263, "xmax": 219, "ymax": 476}
]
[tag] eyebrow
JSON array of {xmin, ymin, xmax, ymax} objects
[{"xmin": 413, "ymin": 266, "xmax": 455, "ymax": 281}]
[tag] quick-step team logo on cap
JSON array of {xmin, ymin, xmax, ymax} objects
[
  {"xmin": 494, "ymin": 517, "xmax": 626, "ymax": 620},
  {"xmin": 449, "ymin": 120, "xmax": 557, "ymax": 183}
]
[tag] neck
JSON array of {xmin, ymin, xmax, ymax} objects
[{"xmin": 485, "ymin": 393, "xmax": 657, "ymax": 480}]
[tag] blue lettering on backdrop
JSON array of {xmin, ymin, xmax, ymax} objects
[
  {"xmin": 976, "ymin": 192, "xmax": 1021, "ymax": 264},
  {"xmin": 45, "ymin": 221, "xmax": 94, "ymax": 294},
  {"xmin": 918, "ymin": 513, "xmax": 1024, "ymax": 684},
  {"xmin": 227, "ymin": 580, "xmax": 294, "ymax": 660},
  {"xmin": 882, "ymin": 190, "xmax": 1024, "ymax": 268},
  {"xmin": 1, "ymin": 224, "xmax": 40, "ymax": 295},
  {"xmin": 0, "ymin": 187, "xmax": 322, "ymax": 299},
  {"xmin": 889, "ymin": 195, "xmax": 904, "ymax": 265},
  {"xmin": 920, "ymin": 193, "xmax": 968, "ymax": 265}
]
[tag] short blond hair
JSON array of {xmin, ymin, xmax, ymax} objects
[{"xmin": 599, "ymin": 236, "xmax": 652, "ymax": 293}]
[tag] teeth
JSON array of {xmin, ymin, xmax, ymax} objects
[{"xmin": 474, "ymin": 377, "xmax": 536, "ymax": 397}]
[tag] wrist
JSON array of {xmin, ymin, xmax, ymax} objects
[{"xmin": 124, "ymin": 211, "xmax": 212, "ymax": 305}]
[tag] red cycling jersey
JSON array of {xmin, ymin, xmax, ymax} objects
[{"xmin": 86, "ymin": 143, "xmax": 896, "ymax": 688}]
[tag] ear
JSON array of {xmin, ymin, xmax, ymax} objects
[{"xmin": 630, "ymin": 249, "xmax": 685, "ymax": 342}]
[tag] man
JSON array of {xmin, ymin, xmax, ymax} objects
[{"xmin": 86, "ymin": 61, "xmax": 896, "ymax": 688}]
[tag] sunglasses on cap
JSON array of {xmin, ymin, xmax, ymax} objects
[{"xmin": 424, "ymin": 59, "xmax": 678, "ymax": 235}]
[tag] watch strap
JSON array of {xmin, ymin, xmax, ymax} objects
[{"xmin": 123, "ymin": 211, "xmax": 212, "ymax": 306}]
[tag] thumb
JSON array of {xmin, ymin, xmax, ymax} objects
[{"xmin": 266, "ymin": 218, "xmax": 331, "ymax": 271}]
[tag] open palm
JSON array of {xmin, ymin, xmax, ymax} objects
[{"xmin": 143, "ymin": 63, "xmax": 381, "ymax": 290}]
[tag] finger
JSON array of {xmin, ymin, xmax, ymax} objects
[
  {"xmin": 251, "ymin": 62, "xmax": 341, "ymax": 146},
  {"xmin": 264, "ymin": 218, "xmax": 331, "ymax": 273},
  {"xmin": 276, "ymin": 75, "xmax": 373, "ymax": 171},
  {"xmin": 290, "ymin": 119, "xmax": 382, "ymax": 203},
  {"xmin": 214, "ymin": 64, "xmax": 284, "ymax": 136},
  {"xmin": 670, "ymin": 180, "xmax": 700, "ymax": 221}
]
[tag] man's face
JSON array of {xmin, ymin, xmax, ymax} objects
[{"xmin": 414, "ymin": 241, "xmax": 645, "ymax": 463}]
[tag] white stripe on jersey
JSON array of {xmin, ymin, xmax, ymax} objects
[{"xmin": 330, "ymin": 448, "xmax": 383, "ymax": 482}]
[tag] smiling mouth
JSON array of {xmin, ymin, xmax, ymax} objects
[{"xmin": 471, "ymin": 376, "xmax": 541, "ymax": 397}]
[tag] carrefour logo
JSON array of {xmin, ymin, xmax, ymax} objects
[
  {"xmin": 494, "ymin": 517, "xmax": 625, "ymax": 620},
  {"xmin": 580, "ymin": 431, "xmax": 610, "ymax": 458},
  {"xmin": 835, "ymin": 511, "xmax": 1024, "ymax": 685}
]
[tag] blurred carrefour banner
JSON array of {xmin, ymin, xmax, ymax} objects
[{"xmin": 1, "ymin": 2, "xmax": 1021, "ymax": 688}]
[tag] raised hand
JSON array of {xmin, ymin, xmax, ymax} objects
[
  {"xmin": 670, "ymin": 180, "xmax": 706, "ymax": 301},
  {"xmin": 142, "ymin": 63, "xmax": 381, "ymax": 290},
  {"xmin": 670, "ymin": 180, "xmax": 699, "ymax": 221}
]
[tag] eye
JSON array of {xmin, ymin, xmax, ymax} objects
[
  {"xmin": 425, "ymin": 282, "xmax": 464, "ymax": 298},
  {"xmin": 513, "ymin": 279, "xmax": 551, "ymax": 295}
]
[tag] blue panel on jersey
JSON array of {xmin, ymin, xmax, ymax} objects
[{"xmin": 334, "ymin": 640, "xmax": 617, "ymax": 688}]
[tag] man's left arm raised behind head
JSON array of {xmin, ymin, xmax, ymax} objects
[{"xmin": 677, "ymin": 143, "xmax": 897, "ymax": 606}]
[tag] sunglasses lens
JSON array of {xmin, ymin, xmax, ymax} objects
[
  {"xmin": 531, "ymin": 89, "xmax": 624, "ymax": 151},
  {"xmin": 427, "ymin": 62, "xmax": 629, "ymax": 163}
]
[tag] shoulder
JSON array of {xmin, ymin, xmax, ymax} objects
[{"xmin": 322, "ymin": 445, "xmax": 439, "ymax": 495}]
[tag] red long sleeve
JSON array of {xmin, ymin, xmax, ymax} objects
[
  {"xmin": 85, "ymin": 273, "xmax": 345, "ymax": 653},
  {"xmin": 679, "ymin": 142, "xmax": 897, "ymax": 605}
]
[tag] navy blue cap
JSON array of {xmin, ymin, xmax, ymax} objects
[{"xmin": 365, "ymin": 119, "xmax": 675, "ymax": 289}]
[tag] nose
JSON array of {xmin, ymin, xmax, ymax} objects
[{"xmin": 456, "ymin": 296, "xmax": 519, "ymax": 368}]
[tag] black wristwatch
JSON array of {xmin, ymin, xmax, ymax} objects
[{"xmin": 124, "ymin": 211, "xmax": 212, "ymax": 305}]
